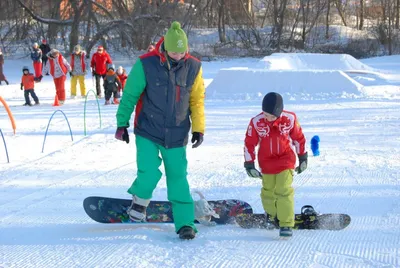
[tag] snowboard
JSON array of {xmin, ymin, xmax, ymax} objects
[
  {"xmin": 83, "ymin": 196, "xmax": 253, "ymax": 225},
  {"xmin": 236, "ymin": 206, "xmax": 351, "ymax": 230}
]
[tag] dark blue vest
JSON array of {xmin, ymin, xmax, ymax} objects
[{"xmin": 134, "ymin": 55, "xmax": 201, "ymax": 149}]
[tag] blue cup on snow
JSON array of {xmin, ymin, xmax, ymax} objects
[{"xmin": 311, "ymin": 135, "xmax": 320, "ymax": 156}]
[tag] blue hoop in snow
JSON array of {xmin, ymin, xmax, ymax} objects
[
  {"xmin": 0, "ymin": 129, "xmax": 10, "ymax": 163},
  {"xmin": 41, "ymin": 110, "xmax": 73, "ymax": 153}
]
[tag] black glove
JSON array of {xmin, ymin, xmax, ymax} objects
[
  {"xmin": 191, "ymin": 132, "xmax": 203, "ymax": 148},
  {"xmin": 69, "ymin": 72, "xmax": 73, "ymax": 77},
  {"xmin": 115, "ymin": 127, "xmax": 129, "ymax": 144},
  {"xmin": 92, "ymin": 70, "xmax": 95, "ymax": 76},
  {"xmin": 20, "ymin": 83, "xmax": 23, "ymax": 90},
  {"xmin": 244, "ymin": 162, "xmax": 262, "ymax": 178},
  {"xmin": 296, "ymin": 152, "xmax": 308, "ymax": 174}
]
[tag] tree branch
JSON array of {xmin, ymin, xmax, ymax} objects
[{"xmin": 16, "ymin": 0, "xmax": 74, "ymax": 25}]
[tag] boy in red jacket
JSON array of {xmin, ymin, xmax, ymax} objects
[
  {"xmin": 20, "ymin": 66, "xmax": 40, "ymax": 106},
  {"xmin": 243, "ymin": 92, "xmax": 307, "ymax": 237}
]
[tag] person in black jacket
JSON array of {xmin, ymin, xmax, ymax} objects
[{"xmin": 39, "ymin": 39, "xmax": 51, "ymax": 75}]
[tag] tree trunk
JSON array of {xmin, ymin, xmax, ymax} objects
[
  {"xmin": 359, "ymin": 0, "xmax": 364, "ymax": 30},
  {"xmin": 396, "ymin": 0, "xmax": 400, "ymax": 29},
  {"xmin": 325, "ymin": 0, "xmax": 330, "ymax": 39},
  {"xmin": 217, "ymin": 0, "xmax": 226, "ymax": 43},
  {"xmin": 48, "ymin": 0, "xmax": 62, "ymax": 43}
]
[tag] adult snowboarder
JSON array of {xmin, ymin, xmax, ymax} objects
[{"xmin": 115, "ymin": 21, "xmax": 205, "ymax": 240}]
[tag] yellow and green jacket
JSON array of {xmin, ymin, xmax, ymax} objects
[{"xmin": 116, "ymin": 37, "xmax": 205, "ymax": 149}]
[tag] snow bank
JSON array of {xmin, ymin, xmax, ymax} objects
[
  {"xmin": 206, "ymin": 68, "xmax": 363, "ymax": 99},
  {"xmin": 260, "ymin": 53, "xmax": 374, "ymax": 71}
]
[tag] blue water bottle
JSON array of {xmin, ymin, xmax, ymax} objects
[{"xmin": 311, "ymin": 135, "xmax": 320, "ymax": 156}]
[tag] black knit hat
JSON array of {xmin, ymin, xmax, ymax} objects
[{"xmin": 262, "ymin": 92, "xmax": 283, "ymax": 117}]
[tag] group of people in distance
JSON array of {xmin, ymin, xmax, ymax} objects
[{"xmin": 20, "ymin": 42, "xmax": 129, "ymax": 106}]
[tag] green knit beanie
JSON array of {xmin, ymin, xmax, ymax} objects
[{"xmin": 164, "ymin": 21, "xmax": 188, "ymax": 53}]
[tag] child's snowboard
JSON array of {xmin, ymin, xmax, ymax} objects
[
  {"xmin": 235, "ymin": 205, "xmax": 351, "ymax": 231},
  {"xmin": 83, "ymin": 196, "xmax": 253, "ymax": 225}
]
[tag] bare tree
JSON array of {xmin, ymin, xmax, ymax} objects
[
  {"xmin": 270, "ymin": 0, "xmax": 288, "ymax": 50},
  {"xmin": 334, "ymin": 0, "xmax": 347, "ymax": 26}
]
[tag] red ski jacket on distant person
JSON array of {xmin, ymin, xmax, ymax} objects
[
  {"xmin": 90, "ymin": 51, "xmax": 112, "ymax": 75},
  {"xmin": 244, "ymin": 110, "xmax": 307, "ymax": 174}
]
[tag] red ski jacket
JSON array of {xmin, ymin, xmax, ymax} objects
[
  {"xmin": 90, "ymin": 51, "xmax": 112, "ymax": 75},
  {"xmin": 244, "ymin": 110, "xmax": 307, "ymax": 174}
]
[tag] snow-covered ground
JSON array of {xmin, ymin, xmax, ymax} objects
[{"xmin": 0, "ymin": 53, "xmax": 400, "ymax": 267}]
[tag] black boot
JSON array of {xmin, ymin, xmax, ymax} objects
[
  {"xmin": 279, "ymin": 227, "xmax": 293, "ymax": 237},
  {"xmin": 5, "ymin": 80, "xmax": 9, "ymax": 85},
  {"xmin": 178, "ymin": 226, "xmax": 196, "ymax": 240}
]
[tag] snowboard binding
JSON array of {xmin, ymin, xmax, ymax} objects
[{"xmin": 296, "ymin": 205, "xmax": 319, "ymax": 229}]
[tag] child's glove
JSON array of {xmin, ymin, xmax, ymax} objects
[
  {"xmin": 115, "ymin": 127, "xmax": 129, "ymax": 144},
  {"xmin": 296, "ymin": 152, "xmax": 308, "ymax": 174},
  {"xmin": 191, "ymin": 132, "xmax": 203, "ymax": 148},
  {"xmin": 244, "ymin": 162, "xmax": 262, "ymax": 178},
  {"xmin": 20, "ymin": 83, "xmax": 23, "ymax": 90}
]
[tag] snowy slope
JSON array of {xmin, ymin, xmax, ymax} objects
[{"xmin": 0, "ymin": 54, "xmax": 400, "ymax": 268}]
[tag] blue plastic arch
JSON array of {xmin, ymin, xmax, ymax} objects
[
  {"xmin": 41, "ymin": 109, "xmax": 73, "ymax": 153},
  {"xmin": 83, "ymin": 89, "xmax": 102, "ymax": 136},
  {"xmin": 0, "ymin": 129, "xmax": 10, "ymax": 163}
]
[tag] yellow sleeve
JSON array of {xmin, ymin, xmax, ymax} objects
[{"xmin": 189, "ymin": 66, "xmax": 205, "ymax": 134}]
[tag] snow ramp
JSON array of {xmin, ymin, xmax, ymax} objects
[
  {"xmin": 206, "ymin": 53, "xmax": 393, "ymax": 99},
  {"xmin": 259, "ymin": 53, "xmax": 374, "ymax": 71}
]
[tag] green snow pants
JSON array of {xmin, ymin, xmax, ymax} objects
[
  {"xmin": 128, "ymin": 135, "xmax": 197, "ymax": 233},
  {"xmin": 260, "ymin": 169, "xmax": 294, "ymax": 227}
]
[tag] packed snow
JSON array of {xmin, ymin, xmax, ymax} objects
[{"xmin": 0, "ymin": 53, "xmax": 400, "ymax": 267}]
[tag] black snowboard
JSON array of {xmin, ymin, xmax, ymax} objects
[
  {"xmin": 235, "ymin": 211, "xmax": 351, "ymax": 230},
  {"xmin": 83, "ymin": 196, "xmax": 253, "ymax": 225}
]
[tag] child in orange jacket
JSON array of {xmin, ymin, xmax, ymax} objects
[{"xmin": 20, "ymin": 66, "xmax": 40, "ymax": 106}]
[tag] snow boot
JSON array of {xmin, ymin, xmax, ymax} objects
[
  {"xmin": 105, "ymin": 100, "xmax": 110, "ymax": 105},
  {"xmin": 23, "ymin": 103, "xmax": 32, "ymax": 106},
  {"xmin": 279, "ymin": 227, "xmax": 292, "ymax": 237},
  {"xmin": 5, "ymin": 80, "xmax": 9, "ymax": 85},
  {"xmin": 127, "ymin": 195, "xmax": 150, "ymax": 222},
  {"xmin": 178, "ymin": 226, "xmax": 196, "ymax": 240}
]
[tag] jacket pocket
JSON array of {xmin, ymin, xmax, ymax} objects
[{"xmin": 175, "ymin": 80, "xmax": 190, "ymax": 126}]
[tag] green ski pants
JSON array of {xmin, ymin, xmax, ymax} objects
[
  {"xmin": 128, "ymin": 135, "xmax": 197, "ymax": 233},
  {"xmin": 260, "ymin": 169, "xmax": 294, "ymax": 227}
]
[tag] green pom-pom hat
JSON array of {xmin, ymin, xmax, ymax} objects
[{"xmin": 164, "ymin": 21, "xmax": 188, "ymax": 53}]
